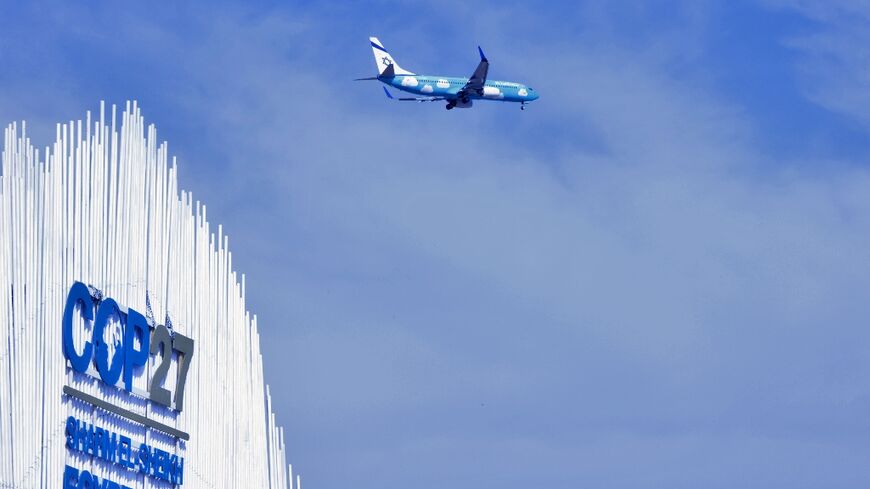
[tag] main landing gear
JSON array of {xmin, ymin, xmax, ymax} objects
[{"xmin": 445, "ymin": 101, "xmax": 456, "ymax": 110}]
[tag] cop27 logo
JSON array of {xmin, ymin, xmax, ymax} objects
[{"xmin": 62, "ymin": 282, "xmax": 195, "ymax": 412}]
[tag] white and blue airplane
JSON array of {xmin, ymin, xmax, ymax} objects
[{"xmin": 358, "ymin": 37, "xmax": 539, "ymax": 110}]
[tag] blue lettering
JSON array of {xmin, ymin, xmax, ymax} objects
[
  {"xmin": 64, "ymin": 419, "xmax": 187, "ymax": 486},
  {"xmin": 93, "ymin": 298, "xmax": 124, "ymax": 386},
  {"xmin": 86, "ymin": 424, "xmax": 97, "ymax": 455},
  {"xmin": 78, "ymin": 470, "xmax": 95, "ymax": 489},
  {"xmin": 118, "ymin": 435, "xmax": 132, "ymax": 468},
  {"xmin": 61, "ymin": 283, "xmax": 194, "ymax": 414},
  {"xmin": 103, "ymin": 431, "xmax": 118, "ymax": 464},
  {"xmin": 65, "ymin": 416, "xmax": 76, "ymax": 449},
  {"xmin": 137, "ymin": 443, "xmax": 151, "ymax": 474},
  {"xmin": 63, "ymin": 464, "xmax": 133, "ymax": 489},
  {"xmin": 123, "ymin": 308, "xmax": 149, "ymax": 392},
  {"xmin": 75, "ymin": 419, "xmax": 89, "ymax": 453},
  {"xmin": 63, "ymin": 465, "xmax": 79, "ymax": 489},
  {"xmin": 171, "ymin": 453, "xmax": 184, "ymax": 485},
  {"xmin": 62, "ymin": 282, "xmax": 94, "ymax": 372},
  {"xmin": 152, "ymin": 448, "xmax": 169, "ymax": 480},
  {"xmin": 94, "ymin": 427, "xmax": 104, "ymax": 457}
]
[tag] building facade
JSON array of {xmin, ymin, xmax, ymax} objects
[{"xmin": 0, "ymin": 102, "xmax": 297, "ymax": 488}]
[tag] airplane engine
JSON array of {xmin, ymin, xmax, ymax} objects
[{"xmin": 445, "ymin": 98, "xmax": 474, "ymax": 110}]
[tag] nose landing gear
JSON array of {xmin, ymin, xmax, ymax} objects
[{"xmin": 521, "ymin": 102, "xmax": 526, "ymax": 111}]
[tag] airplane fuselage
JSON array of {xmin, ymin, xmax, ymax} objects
[
  {"xmin": 381, "ymin": 75, "xmax": 539, "ymax": 104},
  {"xmin": 366, "ymin": 36, "xmax": 539, "ymax": 110}
]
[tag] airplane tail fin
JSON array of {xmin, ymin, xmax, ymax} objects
[{"xmin": 370, "ymin": 37, "xmax": 415, "ymax": 76}]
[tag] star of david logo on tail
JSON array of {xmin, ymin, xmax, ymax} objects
[{"xmin": 368, "ymin": 36, "xmax": 415, "ymax": 77}]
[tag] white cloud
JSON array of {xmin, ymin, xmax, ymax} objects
[{"xmin": 766, "ymin": 1, "xmax": 870, "ymax": 130}]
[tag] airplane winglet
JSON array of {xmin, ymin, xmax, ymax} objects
[
  {"xmin": 478, "ymin": 46, "xmax": 487, "ymax": 62},
  {"xmin": 383, "ymin": 86, "xmax": 395, "ymax": 99}
]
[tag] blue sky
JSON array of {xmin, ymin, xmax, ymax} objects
[{"xmin": 3, "ymin": 1, "xmax": 870, "ymax": 487}]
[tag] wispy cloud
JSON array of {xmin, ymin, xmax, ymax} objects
[{"xmin": 766, "ymin": 0, "xmax": 870, "ymax": 130}]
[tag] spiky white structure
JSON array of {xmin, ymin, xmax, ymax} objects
[{"xmin": 0, "ymin": 102, "xmax": 295, "ymax": 488}]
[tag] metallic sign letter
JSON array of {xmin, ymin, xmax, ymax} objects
[
  {"xmin": 149, "ymin": 324, "xmax": 172, "ymax": 407},
  {"xmin": 172, "ymin": 334, "xmax": 194, "ymax": 411}
]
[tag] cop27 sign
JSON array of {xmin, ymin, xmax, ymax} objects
[{"xmin": 62, "ymin": 282, "xmax": 195, "ymax": 412}]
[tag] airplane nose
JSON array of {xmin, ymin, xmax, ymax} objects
[{"xmin": 529, "ymin": 90, "xmax": 539, "ymax": 101}]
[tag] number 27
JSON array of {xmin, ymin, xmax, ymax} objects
[{"xmin": 149, "ymin": 324, "xmax": 194, "ymax": 412}]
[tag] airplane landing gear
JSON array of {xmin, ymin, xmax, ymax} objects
[
  {"xmin": 521, "ymin": 102, "xmax": 526, "ymax": 111},
  {"xmin": 446, "ymin": 101, "xmax": 456, "ymax": 110}
]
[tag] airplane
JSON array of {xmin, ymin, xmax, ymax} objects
[{"xmin": 357, "ymin": 37, "xmax": 539, "ymax": 111}]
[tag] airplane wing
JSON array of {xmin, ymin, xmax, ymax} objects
[
  {"xmin": 457, "ymin": 47, "xmax": 489, "ymax": 98},
  {"xmin": 383, "ymin": 87, "xmax": 445, "ymax": 102}
]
